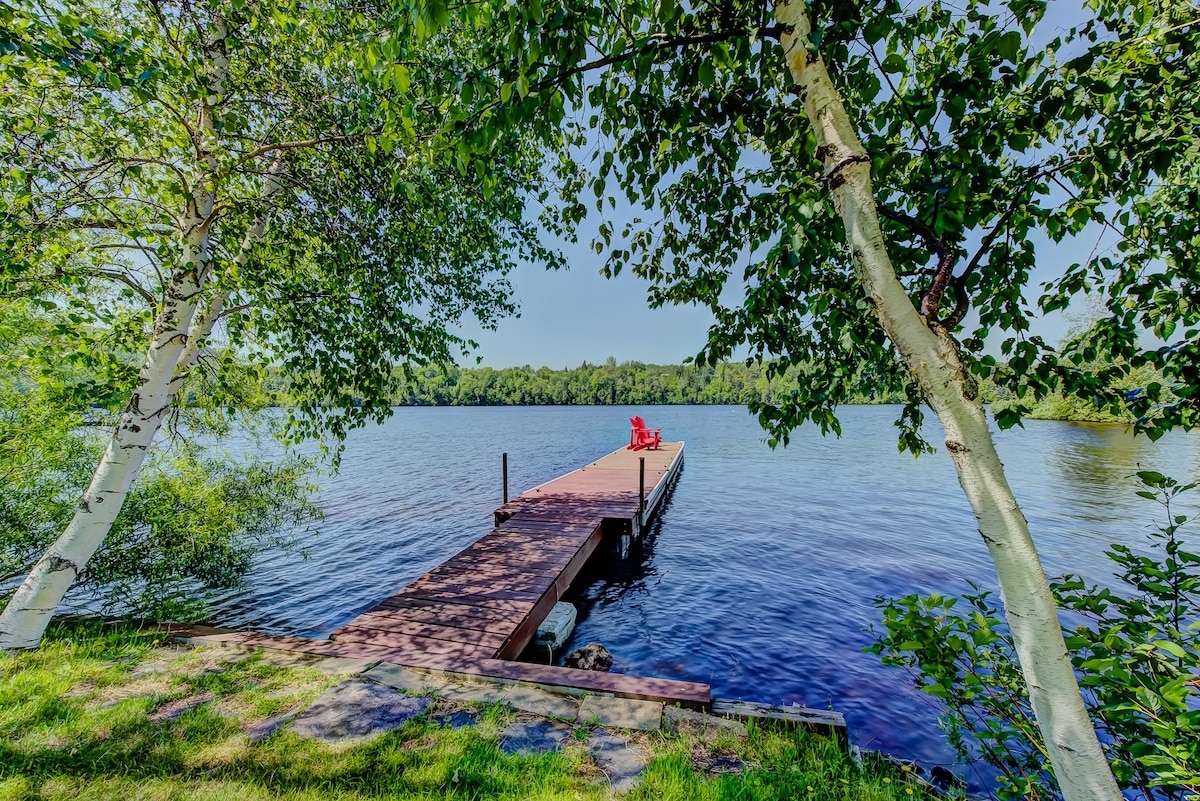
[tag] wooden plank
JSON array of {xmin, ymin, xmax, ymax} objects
[
  {"xmin": 374, "ymin": 597, "xmax": 525, "ymax": 625},
  {"xmin": 710, "ymin": 699, "xmax": 848, "ymax": 740},
  {"xmin": 416, "ymin": 563, "xmax": 560, "ymax": 587},
  {"xmin": 420, "ymin": 563, "xmax": 566, "ymax": 586},
  {"xmin": 328, "ymin": 616, "xmax": 509, "ymax": 648},
  {"xmin": 330, "ymin": 626, "xmax": 499, "ymax": 659},
  {"xmin": 474, "ymin": 530, "xmax": 591, "ymax": 548},
  {"xmin": 408, "ymin": 576, "xmax": 546, "ymax": 601},
  {"xmin": 346, "ymin": 608, "xmax": 514, "ymax": 636},
  {"xmin": 450, "ymin": 544, "xmax": 573, "ymax": 563},
  {"xmin": 393, "ymin": 586, "xmax": 538, "ymax": 613},
  {"xmin": 392, "ymin": 654, "xmax": 711, "ymax": 710}
]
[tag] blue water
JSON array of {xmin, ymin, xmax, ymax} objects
[{"xmin": 205, "ymin": 404, "xmax": 1200, "ymax": 779}]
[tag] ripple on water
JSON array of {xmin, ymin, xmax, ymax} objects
[{"xmin": 202, "ymin": 405, "xmax": 1200, "ymax": 784}]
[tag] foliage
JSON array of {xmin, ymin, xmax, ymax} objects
[
  {"xmin": 0, "ymin": 0, "xmax": 555, "ymax": 443},
  {"xmin": 990, "ymin": 361, "xmax": 1170, "ymax": 424},
  {"xmin": 0, "ymin": 619, "xmax": 937, "ymax": 801},
  {"xmin": 0, "ymin": 300, "xmax": 319, "ymax": 621},
  {"xmin": 0, "ymin": 0, "xmax": 558, "ymax": 639},
  {"xmin": 393, "ymin": 0, "xmax": 1200, "ymax": 452},
  {"xmin": 870, "ymin": 472, "xmax": 1200, "ymax": 800}
]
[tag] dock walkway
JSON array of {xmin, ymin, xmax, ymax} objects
[
  {"xmin": 176, "ymin": 442, "xmax": 703, "ymax": 705},
  {"xmin": 329, "ymin": 442, "xmax": 684, "ymax": 664},
  {"xmin": 175, "ymin": 442, "xmax": 707, "ymax": 706}
]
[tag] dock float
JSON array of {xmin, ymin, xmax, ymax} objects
[{"xmin": 174, "ymin": 441, "xmax": 708, "ymax": 709}]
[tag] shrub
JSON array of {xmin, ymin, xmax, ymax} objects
[{"xmin": 870, "ymin": 472, "xmax": 1200, "ymax": 800}]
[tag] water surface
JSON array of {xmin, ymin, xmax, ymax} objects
[{"xmin": 206, "ymin": 405, "xmax": 1200, "ymax": 778}]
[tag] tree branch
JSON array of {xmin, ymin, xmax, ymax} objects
[
  {"xmin": 877, "ymin": 203, "xmax": 956, "ymax": 325},
  {"xmin": 84, "ymin": 266, "xmax": 158, "ymax": 306},
  {"xmin": 231, "ymin": 133, "xmax": 377, "ymax": 171},
  {"xmin": 527, "ymin": 25, "xmax": 785, "ymax": 96}
]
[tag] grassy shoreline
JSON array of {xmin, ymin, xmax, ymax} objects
[{"xmin": 1, "ymin": 620, "xmax": 942, "ymax": 800}]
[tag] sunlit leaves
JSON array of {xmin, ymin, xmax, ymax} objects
[
  {"xmin": 429, "ymin": 0, "xmax": 1200, "ymax": 451},
  {"xmin": 1, "ymin": 0, "xmax": 558, "ymax": 454}
]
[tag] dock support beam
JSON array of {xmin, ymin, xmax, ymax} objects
[
  {"xmin": 502, "ymin": 452, "xmax": 509, "ymax": 505},
  {"xmin": 639, "ymin": 457, "xmax": 645, "ymax": 514},
  {"xmin": 636, "ymin": 456, "xmax": 646, "ymax": 539}
]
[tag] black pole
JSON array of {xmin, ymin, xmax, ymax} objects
[
  {"xmin": 502, "ymin": 452, "xmax": 509, "ymax": 505},
  {"xmin": 639, "ymin": 456, "xmax": 645, "ymax": 515}
]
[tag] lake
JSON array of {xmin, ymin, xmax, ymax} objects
[{"xmin": 205, "ymin": 404, "xmax": 1200, "ymax": 781}]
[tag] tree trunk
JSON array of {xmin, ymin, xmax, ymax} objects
[
  {"xmin": 0, "ymin": 170, "xmax": 284, "ymax": 651},
  {"xmin": 772, "ymin": 2, "xmax": 1121, "ymax": 799},
  {"xmin": 0, "ymin": 15, "xmax": 231, "ymax": 649},
  {"xmin": 0, "ymin": 259, "xmax": 206, "ymax": 650}
]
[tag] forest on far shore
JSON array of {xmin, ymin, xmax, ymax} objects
[{"xmin": 273, "ymin": 358, "xmax": 1151, "ymax": 423}]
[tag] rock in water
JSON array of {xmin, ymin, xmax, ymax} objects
[{"xmin": 563, "ymin": 642, "xmax": 613, "ymax": 672}]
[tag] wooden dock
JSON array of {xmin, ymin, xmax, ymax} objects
[
  {"xmin": 173, "ymin": 441, "xmax": 704, "ymax": 706},
  {"xmin": 304, "ymin": 440, "xmax": 705, "ymax": 706},
  {"xmin": 166, "ymin": 440, "xmax": 851, "ymax": 730}
]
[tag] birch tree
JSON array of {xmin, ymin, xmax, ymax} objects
[
  {"xmin": 0, "ymin": 0, "xmax": 555, "ymax": 650},
  {"xmin": 398, "ymin": 0, "xmax": 1197, "ymax": 798}
]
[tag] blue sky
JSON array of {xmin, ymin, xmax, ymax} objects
[{"xmin": 462, "ymin": 226, "xmax": 725, "ymax": 369}]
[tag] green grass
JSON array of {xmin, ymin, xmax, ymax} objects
[{"xmin": 0, "ymin": 621, "xmax": 940, "ymax": 800}]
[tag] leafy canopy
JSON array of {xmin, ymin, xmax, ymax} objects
[
  {"xmin": 402, "ymin": 0, "xmax": 1199, "ymax": 450},
  {"xmin": 0, "ymin": 0, "xmax": 560, "ymax": 446}
]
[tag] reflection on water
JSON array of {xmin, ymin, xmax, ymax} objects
[{"xmin": 203, "ymin": 405, "xmax": 1200, "ymax": 779}]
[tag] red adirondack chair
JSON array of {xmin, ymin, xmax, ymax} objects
[{"xmin": 628, "ymin": 416, "xmax": 661, "ymax": 451}]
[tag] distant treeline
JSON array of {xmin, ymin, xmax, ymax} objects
[
  {"xmin": 255, "ymin": 358, "xmax": 1162, "ymax": 422},
  {"xmin": 387, "ymin": 359, "xmax": 904, "ymax": 407}
]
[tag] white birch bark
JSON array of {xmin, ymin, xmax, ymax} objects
[
  {"xmin": 0, "ymin": 178, "xmax": 286, "ymax": 650},
  {"xmin": 0, "ymin": 19, "xmax": 239, "ymax": 650},
  {"xmin": 0, "ymin": 246, "xmax": 208, "ymax": 650},
  {"xmin": 772, "ymin": 2, "xmax": 1121, "ymax": 799}
]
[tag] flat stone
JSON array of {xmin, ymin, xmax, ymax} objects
[
  {"xmin": 148, "ymin": 692, "xmax": 215, "ymax": 723},
  {"xmin": 588, "ymin": 730, "xmax": 646, "ymax": 794},
  {"xmin": 236, "ymin": 648, "xmax": 373, "ymax": 676},
  {"xmin": 577, "ymin": 696, "xmax": 663, "ymax": 731},
  {"xmin": 435, "ymin": 711, "xmax": 477, "ymax": 729},
  {"xmin": 130, "ymin": 663, "xmax": 168, "ymax": 678},
  {"xmin": 439, "ymin": 682, "xmax": 510, "ymax": 705},
  {"xmin": 363, "ymin": 663, "xmax": 446, "ymax": 694},
  {"xmin": 505, "ymin": 686, "xmax": 580, "ymax": 720},
  {"xmin": 245, "ymin": 709, "xmax": 300, "ymax": 741},
  {"xmin": 663, "ymin": 706, "xmax": 748, "ymax": 738},
  {"xmin": 290, "ymin": 678, "xmax": 432, "ymax": 742},
  {"xmin": 499, "ymin": 719, "xmax": 572, "ymax": 756},
  {"xmin": 284, "ymin": 655, "xmax": 375, "ymax": 676}
]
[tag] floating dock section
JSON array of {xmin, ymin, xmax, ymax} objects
[
  {"xmin": 175, "ymin": 442, "xmax": 707, "ymax": 708},
  {"xmin": 324, "ymin": 441, "xmax": 695, "ymax": 702}
]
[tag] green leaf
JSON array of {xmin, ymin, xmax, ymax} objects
[
  {"xmin": 392, "ymin": 64, "xmax": 410, "ymax": 93},
  {"xmin": 881, "ymin": 53, "xmax": 907, "ymax": 74}
]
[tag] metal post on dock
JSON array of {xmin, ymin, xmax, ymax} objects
[
  {"xmin": 638, "ymin": 457, "xmax": 645, "ymax": 515},
  {"xmin": 502, "ymin": 452, "xmax": 509, "ymax": 505}
]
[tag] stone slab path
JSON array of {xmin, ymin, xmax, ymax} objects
[
  {"xmin": 290, "ymin": 678, "xmax": 433, "ymax": 743},
  {"xmin": 588, "ymin": 730, "xmax": 647, "ymax": 794},
  {"xmin": 182, "ymin": 642, "xmax": 759, "ymax": 794},
  {"xmin": 499, "ymin": 720, "xmax": 573, "ymax": 756}
]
